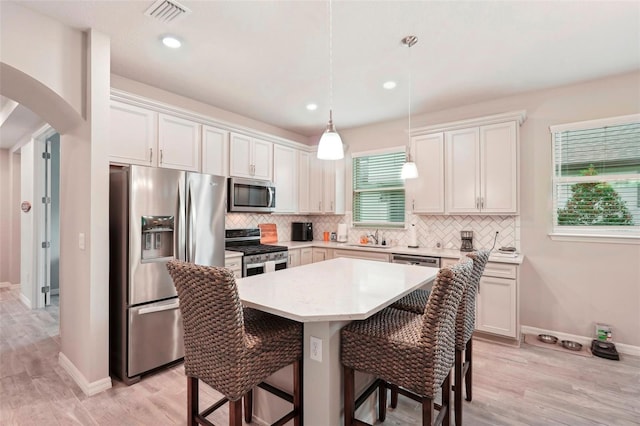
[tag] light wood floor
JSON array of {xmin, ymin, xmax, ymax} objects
[{"xmin": 1, "ymin": 285, "xmax": 639, "ymax": 425}]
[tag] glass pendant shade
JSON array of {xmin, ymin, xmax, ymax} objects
[
  {"xmin": 317, "ymin": 110, "xmax": 344, "ymax": 160},
  {"xmin": 401, "ymin": 160, "xmax": 418, "ymax": 179}
]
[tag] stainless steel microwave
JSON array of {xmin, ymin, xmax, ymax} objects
[{"xmin": 227, "ymin": 177, "xmax": 276, "ymax": 213}]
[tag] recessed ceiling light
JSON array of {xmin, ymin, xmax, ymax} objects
[
  {"xmin": 306, "ymin": 103, "xmax": 318, "ymax": 111},
  {"xmin": 162, "ymin": 36, "xmax": 182, "ymax": 49},
  {"xmin": 383, "ymin": 81, "xmax": 397, "ymax": 90}
]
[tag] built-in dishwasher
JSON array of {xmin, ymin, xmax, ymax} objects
[{"xmin": 392, "ymin": 253, "xmax": 441, "ymax": 268}]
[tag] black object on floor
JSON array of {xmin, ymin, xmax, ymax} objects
[{"xmin": 591, "ymin": 339, "xmax": 620, "ymax": 361}]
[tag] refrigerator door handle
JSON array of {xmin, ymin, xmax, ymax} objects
[
  {"xmin": 187, "ymin": 182, "xmax": 196, "ymax": 263},
  {"xmin": 138, "ymin": 300, "xmax": 180, "ymax": 315},
  {"xmin": 176, "ymin": 174, "xmax": 186, "ymax": 261}
]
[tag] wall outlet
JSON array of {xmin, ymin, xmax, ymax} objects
[{"xmin": 310, "ymin": 336, "xmax": 322, "ymax": 362}]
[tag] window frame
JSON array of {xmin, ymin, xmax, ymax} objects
[
  {"xmin": 549, "ymin": 113, "xmax": 640, "ymax": 244},
  {"xmin": 351, "ymin": 146, "xmax": 407, "ymax": 228}
]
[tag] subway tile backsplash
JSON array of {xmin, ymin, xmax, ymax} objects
[{"xmin": 226, "ymin": 212, "xmax": 518, "ymax": 251}]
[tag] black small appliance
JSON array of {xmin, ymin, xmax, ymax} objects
[
  {"xmin": 292, "ymin": 222, "xmax": 313, "ymax": 241},
  {"xmin": 591, "ymin": 340, "xmax": 620, "ymax": 361},
  {"xmin": 460, "ymin": 230, "xmax": 474, "ymax": 252}
]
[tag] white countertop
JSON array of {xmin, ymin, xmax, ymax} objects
[
  {"xmin": 274, "ymin": 241, "xmax": 524, "ymax": 264},
  {"xmin": 237, "ymin": 257, "xmax": 438, "ymax": 322}
]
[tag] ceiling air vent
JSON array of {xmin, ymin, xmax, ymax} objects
[{"xmin": 144, "ymin": 0, "xmax": 191, "ymax": 22}]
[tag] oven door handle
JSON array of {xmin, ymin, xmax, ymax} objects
[{"xmin": 246, "ymin": 258, "xmax": 287, "ymax": 269}]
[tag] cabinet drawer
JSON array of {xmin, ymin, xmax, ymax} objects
[
  {"xmin": 333, "ymin": 249, "xmax": 390, "ymax": 262},
  {"xmin": 483, "ymin": 262, "xmax": 516, "ymax": 279},
  {"xmin": 225, "ymin": 259, "xmax": 242, "ymax": 269}
]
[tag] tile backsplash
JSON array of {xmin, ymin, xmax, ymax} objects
[{"xmin": 226, "ymin": 212, "xmax": 519, "ymax": 251}]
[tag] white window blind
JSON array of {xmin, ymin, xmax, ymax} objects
[
  {"xmin": 353, "ymin": 150, "xmax": 405, "ymax": 227},
  {"xmin": 551, "ymin": 116, "xmax": 640, "ymax": 238}
]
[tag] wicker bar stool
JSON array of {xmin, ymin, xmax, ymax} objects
[
  {"xmin": 166, "ymin": 260, "xmax": 303, "ymax": 426},
  {"xmin": 341, "ymin": 258, "xmax": 472, "ymax": 426},
  {"xmin": 389, "ymin": 250, "xmax": 490, "ymax": 426}
]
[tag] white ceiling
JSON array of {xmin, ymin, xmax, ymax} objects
[{"xmin": 3, "ymin": 0, "xmax": 640, "ymax": 146}]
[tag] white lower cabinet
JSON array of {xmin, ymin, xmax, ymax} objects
[
  {"xmin": 273, "ymin": 145, "xmax": 298, "ymax": 213},
  {"xmin": 312, "ymin": 248, "xmax": 333, "ymax": 263},
  {"xmin": 333, "ymin": 249, "xmax": 390, "ymax": 262},
  {"xmin": 442, "ymin": 257, "xmax": 519, "ymax": 339},
  {"xmin": 288, "ymin": 249, "xmax": 300, "ymax": 268},
  {"xmin": 300, "ymin": 248, "xmax": 313, "ymax": 266},
  {"xmin": 225, "ymin": 256, "xmax": 242, "ymax": 279}
]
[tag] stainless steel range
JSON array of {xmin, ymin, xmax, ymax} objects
[{"xmin": 225, "ymin": 228, "xmax": 288, "ymax": 276}]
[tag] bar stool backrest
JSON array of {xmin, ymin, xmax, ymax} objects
[{"xmin": 456, "ymin": 250, "xmax": 490, "ymax": 350}]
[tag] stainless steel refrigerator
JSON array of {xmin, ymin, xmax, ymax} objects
[{"xmin": 109, "ymin": 165, "xmax": 226, "ymax": 384}]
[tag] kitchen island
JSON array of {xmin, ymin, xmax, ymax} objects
[{"xmin": 237, "ymin": 257, "xmax": 439, "ymax": 426}]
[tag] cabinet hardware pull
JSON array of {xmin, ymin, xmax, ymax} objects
[
  {"xmin": 412, "ymin": 200, "xmax": 415, "ymax": 210},
  {"xmin": 481, "ymin": 198, "xmax": 484, "ymax": 209},
  {"xmin": 149, "ymin": 148, "xmax": 153, "ymax": 163},
  {"xmin": 160, "ymin": 149, "xmax": 163, "ymax": 164},
  {"xmin": 319, "ymin": 201, "xmax": 322, "ymax": 211}
]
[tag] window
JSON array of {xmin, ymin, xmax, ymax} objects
[
  {"xmin": 551, "ymin": 114, "xmax": 640, "ymax": 240},
  {"xmin": 352, "ymin": 148, "xmax": 406, "ymax": 227}
]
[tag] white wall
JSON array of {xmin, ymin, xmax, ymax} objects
[
  {"xmin": 340, "ymin": 71, "xmax": 640, "ymax": 346},
  {"xmin": 0, "ymin": 148, "xmax": 21, "ymax": 285},
  {"xmin": 19, "ymin": 140, "xmax": 34, "ymax": 306},
  {"xmin": 0, "ymin": 149, "xmax": 10, "ymax": 282}
]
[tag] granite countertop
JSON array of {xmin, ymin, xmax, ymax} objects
[{"xmin": 273, "ymin": 241, "xmax": 523, "ymax": 265}]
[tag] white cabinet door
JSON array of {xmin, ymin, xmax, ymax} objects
[
  {"xmin": 480, "ymin": 121, "xmax": 517, "ymax": 213},
  {"xmin": 308, "ymin": 155, "xmax": 324, "ymax": 214},
  {"xmin": 323, "ymin": 160, "xmax": 336, "ymax": 213},
  {"xmin": 409, "ymin": 133, "xmax": 445, "ymax": 213},
  {"xmin": 446, "ymin": 128, "xmax": 480, "ymax": 213},
  {"xmin": 158, "ymin": 113, "xmax": 200, "ymax": 172},
  {"xmin": 298, "ymin": 151, "xmax": 310, "ymax": 214},
  {"xmin": 229, "ymin": 134, "xmax": 273, "ymax": 180},
  {"xmin": 300, "ymin": 248, "xmax": 313, "ymax": 266},
  {"xmin": 252, "ymin": 138, "xmax": 273, "ymax": 181},
  {"xmin": 273, "ymin": 145, "xmax": 297, "ymax": 213},
  {"xmin": 288, "ymin": 249, "xmax": 300, "ymax": 268},
  {"xmin": 229, "ymin": 133, "xmax": 253, "ymax": 178},
  {"xmin": 202, "ymin": 125, "xmax": 229, "ymax": 176},
  {"xmin": 110, "ymin": 101, "xmax": 157, "ymax": 166},
  {"xmin": 225, "ymin": 257, "xmax": 243, "ymax": 279},
  {"xmin": 312, "ymin": 248, "xmax": 332, "ymax": 263},
  {"xmin": 476, "ymin": 275, "xmax": 517, "ymax": 338}
]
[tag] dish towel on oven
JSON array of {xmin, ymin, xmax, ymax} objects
[{"xmin": 264, "ymin": 260, "xmax": 276, "ymax": 273}]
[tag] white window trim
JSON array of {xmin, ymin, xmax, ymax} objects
[{"xmin": 550, "ymin": 114, "xmax": 640, "ymax": 243}]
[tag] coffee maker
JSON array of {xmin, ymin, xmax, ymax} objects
[{"xmin": 460, "ymin": 230, "xmax": 474, "ymax": 252}]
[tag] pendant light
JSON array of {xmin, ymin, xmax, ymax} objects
[
  {"xmin": 400, "ymin": 35, "xmax": 419, "ymax": 179},
  {"xmin": 317, "ymin": 0, "xmax": 344, "ymax": 160}
]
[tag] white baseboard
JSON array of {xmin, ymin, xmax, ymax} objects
[
  {"xmin": 18, "ymin": 291, "xmax": 32, "ymax": 309},
  {"xmin": 521, "ymin": 325, "xmax": 640, "ymax": 357},
  {"xmin": 58, "ymin": 352, "xmax": 112, "ymax": 396}
]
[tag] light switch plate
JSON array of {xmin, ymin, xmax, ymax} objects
[{"xmin": 310, "ymin": 336, "xmax": 322, "ymax": 362}]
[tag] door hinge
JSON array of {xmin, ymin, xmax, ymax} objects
[
  {"xmin": 41, "ymin": 286, "xmax": 50, "ymax": 293},
  {"xmin": 42, "ymin": 197, "xmax": 51, "ymax": 204},
  {"xmin": 42, "ymin": 152, "xmax": 51, "ymax": 159},
  {"xmin": 41, "ymin": 241, "xmax": 51, "ymax": 248}
]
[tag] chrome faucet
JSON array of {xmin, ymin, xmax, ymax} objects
[{"xmin": 368, "ymin": 229, "xmax": 379, "ymax": 245}]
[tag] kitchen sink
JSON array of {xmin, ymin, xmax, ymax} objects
[{"xmin": 346, "ymin": 243, "xmax": 394, "ymax": 249}]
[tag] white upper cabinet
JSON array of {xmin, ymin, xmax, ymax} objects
[
  {"xmin": 446, "ymin": 121, "xmax": 518, "ymax": 214},
  {"xmin": 307, "ymin": 154, "xmax": 345, "ymax": 215},
  {"xmin": 446, "ymin": 127, "xmax": 481, "ymax": 213},
  {"xmin": 158, "ymin": 113, "xmax": 201, "ymax": 172},
  {"xmin": 407, "ymin": 133, "xmax": 445, "ymax": 214},
  {"xmin": 110, "ymin": 101, "xmax": 157, "ymax": 166},
  {"xmin": 201, "ymin": 125, "xmax": 229, "ymax": 177},
  {"xmin": 229, "ymin": 133, "xmax": 273, "ymax": 181},
  {"xmin": 297, "ymin": 151, "xmax": 311, "ymax": 214},
  {"xmin": 273, "ymin": 144, "xmax": 298, "ymax": 213},
  {"xmin": 479, "ymin": 121, "xmax": 518, "ymax": 213}
]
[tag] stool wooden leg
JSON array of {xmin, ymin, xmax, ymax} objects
[
  {"xmin": 230, "ymin": 399, "xmax": 242, "ymax": 426},
  {"xmin": 187, "ymin": 376, "xmax": 198, "ymax": 426},
  {"xmin": 465, "ymin": 338, "xmax": 473, "ymax": 401},
  {"xmin": 455, "ymin": 349, "xmax": 463, "ymax": 426},
  {"xmin": 378, "ymin": 380, "xmax": 387, "ymax": 421},
  {"xmin": 344, "ymin": 366, "xmax": 355, "ymax": 426},
  {"xmin": 244, "ymin": 390, "xmax": 253, "ymax": 423},
  {"xmin": 390, "ymin": 384, "xmax": 399, "ymax": 409},
  {"xmin": 422, "ymin": 396, "xmax": 433, "ymax": 426},
  {"xmin": 442, "ymin": 370, "xmax": 451, "ymax": 426},
  {"xmin": 294, "ymin": 359, "xmax": 303, "ymax": 426}
]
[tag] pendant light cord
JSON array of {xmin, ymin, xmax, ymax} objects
[
  {"xmin": 407, "ymin": 38, "xmax": 412, "ymax": 160},
  {"xmin": 329, "ymin": 0, "xmax": 334, "ymax": 119}
]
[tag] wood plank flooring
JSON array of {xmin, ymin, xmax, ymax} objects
[{"xmin": 1, "ymin": 285, "xmax": 639, "ymax": 425}]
